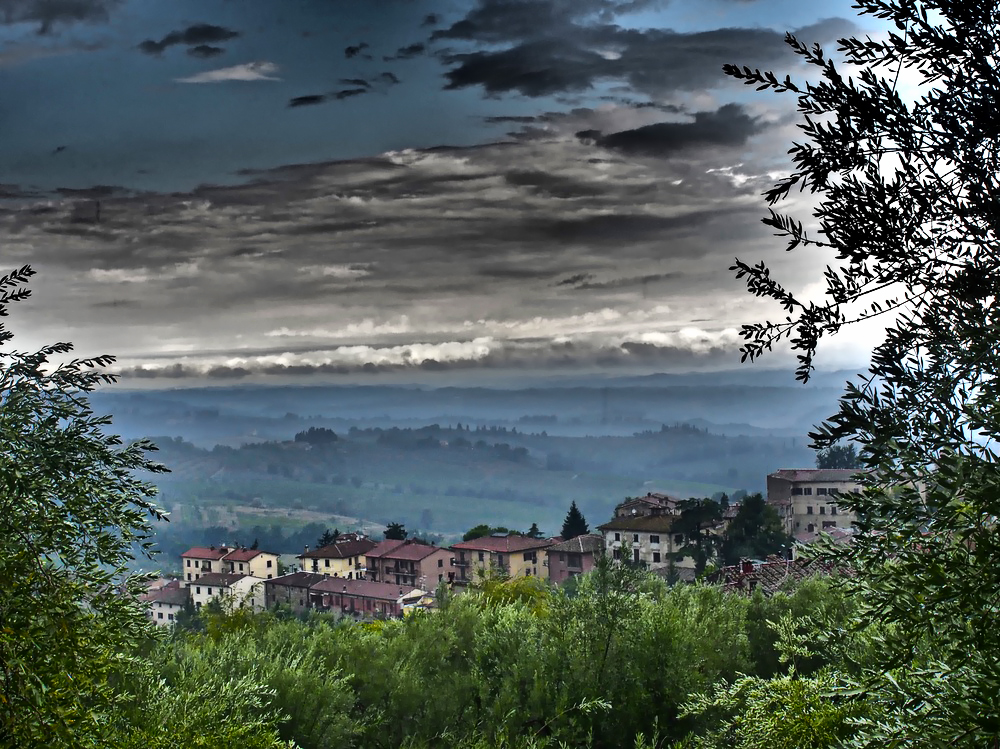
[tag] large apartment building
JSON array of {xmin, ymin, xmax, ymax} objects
[
  {"xmin": 766, "ymin": 468, "xmax": 863, "ymax": 536},
  {"xmin": 298, "ymin": 538, "xmax": 375, "ymax": 579},
  {"xmin": 450, "ymin": 534, "xmax": 553, "ymax": 582},
  {"xmin": 366, "ymin": 539, "xmax": 454, "ymax": 588},
  {"xmin": 181, "ymin": 545, "xmax": 280, "ymax": 584}
]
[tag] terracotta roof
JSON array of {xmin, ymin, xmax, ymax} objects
[
  {"xmin": 451, "ymin": 535, "xmax": 554, "ymax": 553},
  {"xmin": 265, "ymin": 572, "xmax": 328, "ymax": 589},
  {"xmin": 367, "ymin": 539, "xmax": 446, "ymax": 561},
  {"xmin": 193, "ymin": 572, "xmax": 252, "ymax": 587},
  {"xmin": 598, "ymin": 515, "xmax": 677, "ymax": 533},
  {"xmin": 310, "ymin": 577, "xmax": 423, "ymax": 601},
  {"xmin": 708, "ymin": 556, "xmax": 849, "ymax": 596},
  {"xmin": 146, "ymin": 586, "xmax": 189, "ymax": 606},
  {"xmin": 181, "ymin": 546, "xmax": 231, "ymax": 560},
  {"xmin": 298, "ymin": 539, "xmax": 376, "ymax": 559},
  {"xmin": 768, "ymin": 469, "xmax": 865, "ymax": 483},
  {"xmin": 548, "ymin": 534, "xmax": 604, "ymax": 554},
  {"xmin": 223, "ymin": 549, "xmax": 275, "ymax": 562}
]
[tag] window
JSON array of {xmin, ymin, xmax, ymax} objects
[
  {"xmin": 157, "ymin": 612, "xmax": 163, "ymax": 619},
  {"xmin": 497, "ymin": 554, "xmax": 504, "ymax": 566},
  {"xmin": 632, "ymin": 533, "xmax": 639, "ymax": 543},
  {"xmin": 806, "ymin": 506, "xmax": 813, "ymax": 515},
  {"xmin": 478, "ymin": 551, "xmax": 485, "ymax": 562},
  {"xmin": 439, "ymin": 574, "xmax": 443, "ymax": 581},
  {"xmin": 802, "ymin": 487, "xmax": 813, "ymax": 495},
  {"xmin": 614, "ymin": 532, "xmax": 621, "ymax": 541},
  {"xmin": 807, "ymin": 524, "xmax": 815, "ymax": 533},
  {"xmin": 633, "ymin": 549, "xmax": 640, "ymax": 562},
  {"xmin": 819, "ymin": 506, "xmax": 826, "ymax": 515},
  {"xmin": 523, "ymin": 552, "xmax": 536, "ymax": 562},
  {"xmin": 791, "ymin": 487, "xmax": 803, "ymax": 495},
  {"xmin": 652, "ymin": 552, "xmax": 661, "ymax": 563},
  {"xmin": 267, "ymin": 574, "xmax": 272, "ymax": 579},
  {"xmin": 525, "ymin": 569, "xmax": 531, "ymax": 576},
  {"xmin": 168, "ymin": 614, "xmax": 174, "ymax": 621},
  {"xmin": 207, "ymin": 587, "xmax": 213, "ymax": 595},
  {"xmin": 186, "ymin": 559, "xmax": 191, "ymax": 567},
  {"xmin": 674, "ymin": 534, "xmax": 683, "ymax": 545},
  {"xmin": 828, "ymin": 487, "xmax": 840, "ymax": 495},
  {"xmin": 823, "ymin": 521, "xmax": 837, "ymax": 529},
  {"xmin": 559, "ymin": 552, "xmax": 565, "ymax": 562},
  {"xmin": 186, "ymin": 573, "xmax": 191, "ymax": 581},
  {"xmin": 196, "ymin": 587, "xmax": 201, "ymax": 594},
  {"xmin": 831, "ymin": 506, "xmax": 838, "ymax": 515},
  {"xmin": 267, "ymin": 559, "xmax": 273, "ymax": 568},
  {"xmin": 239, "ymin": 563, "xmax": 244, "ymax": 571},
  {"xmin": 438, "ymin": 559, "xmax": 443, "ymax": 567},
  {"xmin": 650, "ymin": 535, "xmax": 660, "ymax": 544},
  {"xmin": 195, "ymin": 574, "xmax": 199, "ymax": 580},
  {"xmin": 817, "ymin": 487, "xmax": 828, "ymax": 495},
  {"xmin": 325, "ymin": 559, "xmax": 330, "ymax": 568}
]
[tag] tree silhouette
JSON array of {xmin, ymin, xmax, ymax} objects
[
  {"xmin": 384, "ymin": 522, "xmax": 408, "ymax": 541},
  {"xmin": 815, "ymin": 443, "xmax": 861, "ymax": 470},
  {"xmin": 560, "ymin": 501, "xmax": 589, "ymax": 540}
]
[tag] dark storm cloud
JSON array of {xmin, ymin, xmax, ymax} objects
[
  {"xmin": 577, "ymin": 103, "xmax": 764, "ymax": 156},
  {"xmin": 377, "ymin": 71, "xmax": 401, "ymax": 85},
  {"xmin": 338, "ymin": 78, "xmax": 371, "ymax": 88},
  {"xmin": 384, "ymin": 42, "xmax": 425, "ymax": 61},
  {"xmin": 289, "ymin": 94, "xmax": 327, "ymax": 107},
  {"xmin": 556, "ymin": 273, "xmax": 594, "ymax": 286},
  {"xmin": 431, "ymin": 0, "xmax": 858, "ymax": 99},
  {"xmin": 344, "ymin": 42, "xmax": 369, "ymax": 58},
  {"xmin": 577, "ymin": 272, "xmax": 676, "ymax": 290},
  {"xmin": 187, "ymin": 44, "xmax": 225, "ymax": 59},
  {"xmin": 333, "ymin": 87, "xmax": 368, "ymax": 100},
  {"xmin": 138, "ymin": 23, "xmax": 240, "ymax": 56},
  {"xmin": 0, "ymin": 0, "xmax": 122, "ymax": 34},
  {"xmin": 421, "ymin": 13, "xmax": 440, "ymax": 27}
]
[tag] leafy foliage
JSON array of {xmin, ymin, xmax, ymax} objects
[
  {"xmin": 721, "ymin": 493, "xmax": 791, "ymax": 565},
  {"xmin": 814, "ymin": 444, "xmax": 860, "ymax": 469},
  {"xmin": 726, "ymin": 1, "xmax": 1000, "ymax": 744},
  {"xmin": 384, "ymin": 521, "xmax": 408, "ymax": 540}
]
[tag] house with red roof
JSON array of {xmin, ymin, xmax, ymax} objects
[
  {"xmin": 141, "ymin": 580, "xmax": 188, "ymax": 626},
  {"xmin": 766, "ymin": 468, "xmax": 864, "ymax": 535},
  {"xmin": 546, "ymin": 534, "xmax": 604, "ymax": 584},
  {"xmin": 309, "ymin": 577, "xmax": 426, "ymax": 619},
  {"xmin": 297, "ymin": 538, "xmax": 375, "ymax": 580},
  {"xmin": 181, "ymin": 545, "xmax": 280, "ymax": 585},
  {"xmin": 450, "ymin": 534, "xmax": 554, "ymax": 583},
  {"xmin": 366, "ymin": 539, "xmax": 454, "ymax": 588}
]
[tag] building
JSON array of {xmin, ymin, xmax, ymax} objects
[
  {"xmin": 708, "ymin": 555, "xmax": 847, "ymax": 595},
  {"xmin": 766, "ymin": 469, "xmax": 862, "ymax": 535},
  {"xmin": 189, "ymin": 572, "xmax": 266, "ymax": 612},
  {"xmin": 143, "ymin": 581, "xmax": 188, "ymax": 626},
  {"xmin": 309, "ymin": 577, "xmax": 425, "ymax": 618},
  {"xmin": 546, "ymin": 534, "xmax": 603, "ymax": 583},
  {"xmin": 598, "ymin": 514, "xmax": 692, "ymax": 571},
  {"xmin": 180, "ymin": 545, "xmax": 279, "ymax": 584},
  {"xmin": 263, "ymin": 571, "xmax": 327, "ymax": 614},
  {"xmin": 450, "ymin": 534, "xmax": 554, "ymax": 582},
  {"xmin": 613, "ymin": 492, "xmax": 683, "ymax": 518},
  {"xmin": 298, "ymin": 539, "xmax": 375, "ymax": 579},
  {"xmin": 366, "ymin": 539, "xmax": 454, "ymax": 587}
]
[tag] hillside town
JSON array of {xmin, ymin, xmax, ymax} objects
[{"xmin": 143, "ymin": 467, "xmax": 862, "ymax": 626}]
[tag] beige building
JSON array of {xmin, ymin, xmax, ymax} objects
[
  {"xmin": 298, "ymin": 538, "xmax": 375, "ymax": 579},
  {"xmin": 766, "ymin": 469, "xmax": 863, "ymax": 536},
  {"xmin": 598, "ymin": 514, "xmax": 692, "ymax": 570},
  {"xmin": 450, "ymin": 535, "xmax": 553, "ymax": 582},
  {"xmin": 142, "ymin": 581, "xmax": 188, "ymax": 626},
  {"xmin": 189, "ymin": 572, "xmax": 266, "ymax": 612},
  {"xmin": 366, "ymin": 539, "xmax": 454, "ymax": 588},
  {"xmin": 181, "ymin": 545, "xmax": 280, "ymax": 584}
]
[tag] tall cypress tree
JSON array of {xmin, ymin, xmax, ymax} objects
[{"xmin": 560, "ymin": 501, "xmax": 589, "ymax": 540}]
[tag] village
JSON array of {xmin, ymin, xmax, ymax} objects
[{"xmin": 143, "ymin": 467, "xmax": 863, "ymax": 625}]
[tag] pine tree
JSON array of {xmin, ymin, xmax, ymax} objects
[{"xmin": 560, "ymin": 501, "xmax": 589, "ymax": 540}]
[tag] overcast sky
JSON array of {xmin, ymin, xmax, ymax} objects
[{"xmin": 0, "ymin": 0, "xmax": 887, "ymax": 385}]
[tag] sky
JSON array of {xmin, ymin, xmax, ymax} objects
[{"xmin": 0, "ymin": 0, "xmax": 890, "ymax": 385}]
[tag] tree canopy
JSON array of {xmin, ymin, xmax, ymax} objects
[
  {"xmin": 560, "ymin": 501, "xmax": 589, "ymax": 540},
  {"xmin": 726, "ymin": 1, "xmax": 1000, "ymax": 743},
  {"xmin": 814, "ymin": 444, "xmax": 860, "ymax": 470},
  {"xmin": 384, "ymin": 522, "xmax": 408, "ymax": 540}
]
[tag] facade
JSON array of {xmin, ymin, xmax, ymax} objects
[
  {"xmin": 598, "ymin": 514, "xmax": 692, "ymax": 571},
  {"xmin": 298, "ymin": 539, "xmax": 375, "ymax": 579},
  {"xmin": 143, "ymin": 581, "xmax": 188, "ymax": 626},
  {"xmin": 450, "ymin": 534, "xmax": 553, "ymax": 582},
  {"xmin": 181, "ymin": 545, "xmax": 279, "ymax": 584},
  {"xmin": 309, "ymin": 577, "xmax": 424, "ymax": 618},
  {"xmin": 546, "ymin": 534, "xmax": 603, "ymax": 584},
  {"xmin": 366, "ymin": 539, "xmax": 454, "ymax": 588},
  {"xmin": 766, "ymin": 469, "xmax": 862, "ymax": 535},
  {"xmin": 263, "ymin": 572, "xmax": 327, "ymax": 614},
  {"xmin": 189, "ymin": 572, "xmax": 266, "ymax": 611}
]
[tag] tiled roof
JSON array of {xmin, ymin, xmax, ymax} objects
[
  {"xmin": 451, "ymin": 535, "xmax": 554, "ymax": 553},
  {"xmin": 598, "ymin": 515, "xmax": 677, "ymax": 533},
  {"xmin": 310, "ymin": 577, "xmax": 423, "ymax": 601},
  {"xmin": 708, "ymin": 555, "xmax": 849, "ymax": 596},
  {"xmin": 193, "ymin": 572, "xmax": 251, "ymax": 587},
  {"xmin": 547, "ymin": 534, "xmax": 604, "ymax": 554},
  {"xmin": 146, "ymin": 586, "xmax": 190, "ymax": 606},
  {"xmin": 367, "ymin": 539, "xmax": 446, "ymax": 561},
  {"xmin": 223, "ymin": 549, "xmax": 275, "ymax": 562},
  {"xmin": 181, "ymin": 546, "xmax": 231, "ymax": 560},
  {"xmin": 298, "ymin": 539, "xmax": 376, "ymax": 559},
  {"xmin": 769, "ymin": 468, "xmax": 866, "ymax": 483},
  {"xmin": 265, "ymin": 572, "xmax": 328, "ymax": 589}
]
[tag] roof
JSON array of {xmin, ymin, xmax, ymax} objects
[
  {"xmin": 310, "ymin": 577, "xmax": 423, "ymax": 601},
  {"xmin": 298, "ymin": 539, "xmax": 376, "ymax": 560},
  {"xmin": 548, "ymin": 534, "xmax": 604, "ymax": 554},
  {"xmin": 451, "ymin": 535, "xmax": 554, "ymax": 553},
  {"xmin": 223, "ymin": 548, "xmax": 274, "ymax": 562},
  {"xmin": 264, "ymin": 572, "xmax": 328, "ymax": 589},
  {"xmin": 768, "ymin": 469, "xmax": 865, "ymax": 483},
  {"xmin": 598, "ymin": 515, "xmax": 677, "ymax": 533},
  {"xmin": 193, "ymin": 572, "xmax": 251, "ymax": 587},
  {"xmin": 367, "ymin": 539, "xmax": 447, "ymax": 561},
  {"xmin": 707, "ymin": 556, "xmax": 849, "ymax": 596},
  {"xmin": 146, "ymin": 586, "xmax": 189, "ymax": 606},
  {"xmin": 181, "ymin": 546, "xmax": 231, "ymax": 560}
]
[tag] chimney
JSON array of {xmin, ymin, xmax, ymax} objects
[{"xmin": 740, "ymin": 559, "xmax": 754, "ymax": 575}]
